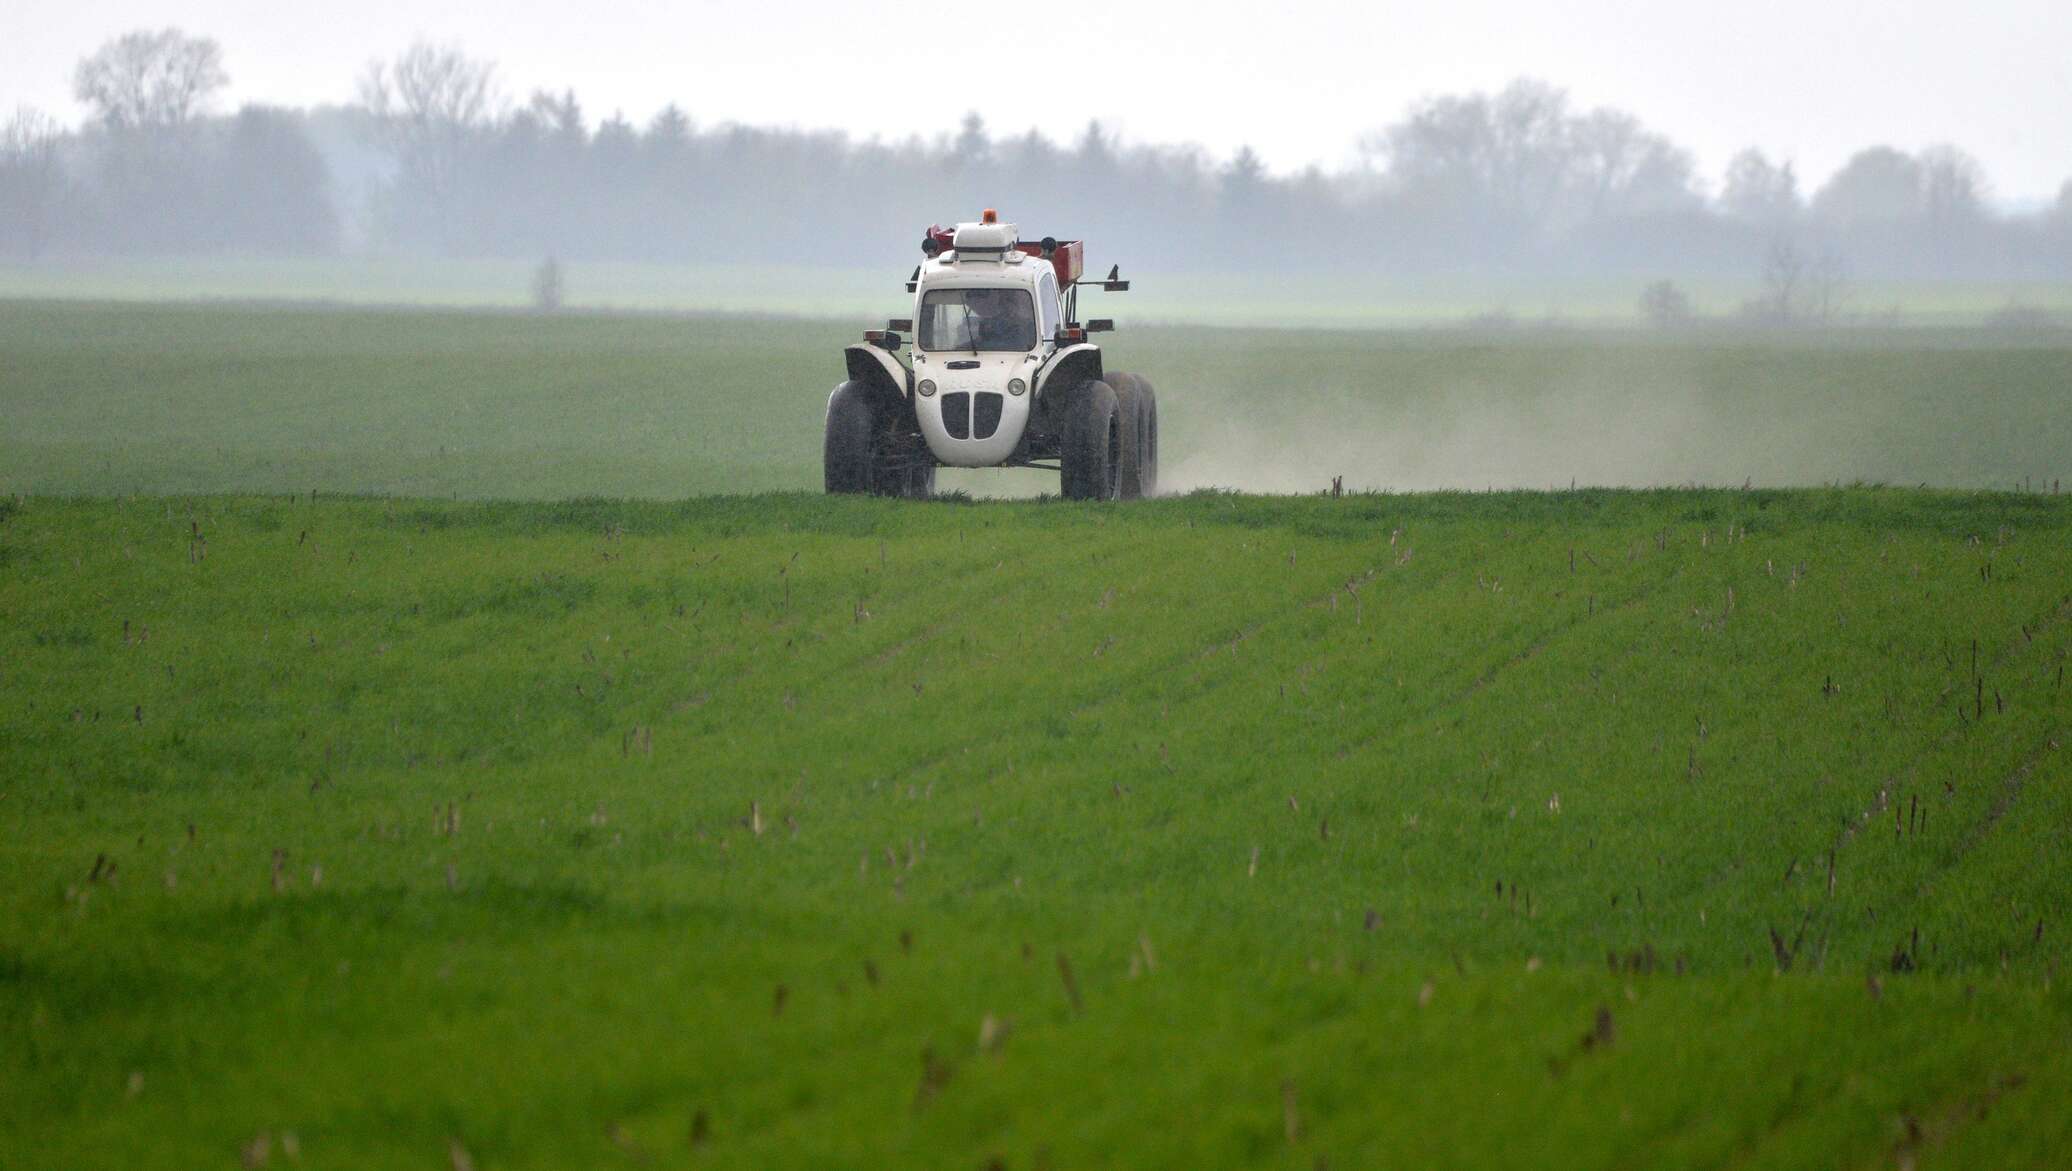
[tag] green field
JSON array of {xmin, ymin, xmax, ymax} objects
[
  {"xmin": 5, "ymin": 490, "xmax": 2070, "ymax": 1168},
  {"xmin": 5, "ymin": 301, "xmax": 2072, "ymax": 1167},
  {"xmin": 6, "ymin": 258, "xmax": 2072, "ymax": 327},
  {"xmin": 2, "ymin": 301, "xmax": 2069, "ymax": 500}
]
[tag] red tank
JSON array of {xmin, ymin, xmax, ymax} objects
[{"xmin": 924, "ymin": 223, "xmax": 1083, "ymax": 286}]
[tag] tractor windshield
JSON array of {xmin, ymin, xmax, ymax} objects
[{"xmin": 919, "ymin": 288, "xmax": 1038, "ymax": 352}]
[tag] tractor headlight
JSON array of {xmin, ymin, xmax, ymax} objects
[
  {"xmin": 917, "ymin": 379, "xmax": 936, "ymax": 397},
  {"xmin": 1007, "ymin": 378, "xmax": 1027, "ymax": 396}
]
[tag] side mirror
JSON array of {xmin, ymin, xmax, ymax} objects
[
  {"xmin": 863, "ymin": 330, "xmax": 902, "ymax": 350},
  {"xmin": 888, "ymin": 318, "xmax": 913, "ymax": 332},
  {"xmin": 1085, "ymin": 319, "xmax": 1115, "ymax": 333}
]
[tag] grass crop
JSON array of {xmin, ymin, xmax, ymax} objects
[
  {"xmin": 2, "ymin": 301, "xmax": 2069, "ymax": 499},
  {"xmin": 4, "ymin": 488, "xmax": 2070, "ymax": 1169},
  {"xmin": 4, "ymin": 300, "xmax": 2070, "ymax": 1166}
]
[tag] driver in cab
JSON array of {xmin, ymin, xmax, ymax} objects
[{"xmin": 956, "ymin": 288, "xmax": 1035, "ymax": 351}]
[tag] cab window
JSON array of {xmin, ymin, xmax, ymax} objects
[
  {"xmin": 1037, "ymin": 271, "xmax": 1061, "ymax": 342},
  {"xmin": 919, "ymin": 288, "xmax": 1037, "ymax": 352}
]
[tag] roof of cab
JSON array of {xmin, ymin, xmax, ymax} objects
[{"xmin": 916, "ymin": 251, "xmax": 1049, "ymax": 290}]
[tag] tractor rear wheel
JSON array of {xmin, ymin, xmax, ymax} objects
[
  {"xmin": 1109, "ymin": 373, "xmax": 1158, "ymax": 500},
  {"xmin": 1059, "ymin": 379, "xmax": 1120, "ymax": 501},
  {"xmin": 1133, "ymin": 377, "xmax": 1159, "ymax": 497}
]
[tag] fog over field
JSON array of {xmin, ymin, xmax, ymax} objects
[
  {"xmin": 3, "ymin": 17, "xmax": 2071, "ymax": 316},
  {"xmin": 4, "ymin": 305, "xmax": 2065, "ymax": 499}
]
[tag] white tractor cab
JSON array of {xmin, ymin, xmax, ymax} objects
[{"xmin": 823, "ymin": 210, "xmax": 1159, "ymax": 500}]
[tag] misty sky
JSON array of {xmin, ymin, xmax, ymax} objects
[{"xmin": 8, "ymin": 0, "xmax": 2070, "ymax": 203}]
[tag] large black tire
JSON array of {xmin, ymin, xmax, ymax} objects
[
  {"xmin": 824, "ymin": 381, "xmax": 934, "ymax": 498},
  {"xmin": 897, "ymin": 461, "xmax": 936, "ymax": 499},
  {"xmin": 1059, "ymin": 379, "xmax": 1120, "ymax": 501},
  {"xmin": 1108, "ymin": 373, "xmax": 1159, "ymax": 499},
  {"xmin": 1110, "ymin": 374, "xmax": 1144, "ymax": 501},
  {"xmin": 1139, "ymin": 378, "xmax": 1158, "ymax": 497},
  {"xmin": 824, "ymin": 382, "xmax": 877, "ymax": 494}
]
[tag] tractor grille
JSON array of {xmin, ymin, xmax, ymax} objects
[
  {"xmin": 973, "ymin": 393, "xmax": 1004, "ymax": 440},
  {"xmin": 940, "ymin": 392, "xmax": 971, "ymax": 439}
]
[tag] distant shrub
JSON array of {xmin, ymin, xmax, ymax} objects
[
  {"xmin": 1983, "ymin": 303, "xmax": 2060, "ymax": 331},
  {"xmin": 531, "ymin": 257, "xmax": 565, "ymax": 313},
  {"xmin": 1639, "ymin": 280, "xmax": 1693, "ymax": 327},
  {"xmin": 1741, "ymin": 239, "xmax": 1848, "ymax": 326},
  {"xmin": 1460, "ymin": 308, "xmax": 1518, "ymax": 331}
]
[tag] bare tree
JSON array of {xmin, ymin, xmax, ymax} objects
[
  {"xmin": 1918, "ymin": 144, "xmax": 1987, "ymax": 227},
  {"xmin": 0, "ymin": 108, "xmax": 60, "ymax": 164},
  {"xmin": 358, "ymin": 42, "xmax": 497, "ymax": 138},
  {"xmin": 1372, "ymin": 79, "xmax": 1576, "ymax": 232},
  {"xmin": 1718, "ymin": 149, "xmax": 1800, "ymax": 224},
  {"xmin": 1804, "ymin": 249, "xmax": 1849, "ymax": 323},
  {"xmin": 1570, "ymin": 108, "xmax": 1700, "ymax": 221},
  {"xmin": 0, "ymin": 107, "xmax": 67, "ymax": 257},
  {"xmin": 1368, "ymin": 80, "xmax": 1702, "ymax": 241},
  {"xmin": 1747, "ymin": 236, "xmax": 1847, "ymax": 325},
  {"xmin": 1749, "ymin": 236, "xmax": 1805, "ymax": 324},
  {"xmin": 72, "ymin": 29, "xmax": 227, "ymax": 131},
  {"xmin": 1483, "ymin": 80, "xmax": 1574, "ymax": 225},
  {"xmin": 358, "ymin": 42, "xmax": 499, "ymax": 242}
]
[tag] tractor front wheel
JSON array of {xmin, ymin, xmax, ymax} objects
[{"xmin": 825, "ymin": 381, "xmax": 932, "ymax": 497}]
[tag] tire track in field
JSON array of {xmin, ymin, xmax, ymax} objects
[
  {"xmin": 824, "ymin": 533, "xmax": 1446, "ymax": 804},
  {"xmin": 801, "ymin": 525, "xmax": 1337, "ymax": 793},
  {"xmin": 1321, "ymin": 562, "xmax": 1685, "ymax": 765},
  {"xmin": 1043, "ymin": 542, "xmax": 1458, "ymax": 734},
  {"xmin": 1019, "ymin": 530, "xmax": 1689, "ymax": 824},
  {"xmin": 1859, "ymin": 1068, "xmax": 2035, "ymax": 1171},
  {"xmin": 1778, "ymin": 587, "xmax": 2072, "ymax": 973},
  {"xmin": 1821, "ymin": 589, "xmax": 2072, "ymax": 870},
  {"xmin": 1708, "ymin": 1062, "xmax": 2033, "ymax": 1171},
  {"xmin": 1948, "ymin": 732, "xmax": 2063, "ymax": 866},
  {"xmin": 819, "ymin": 529, "xmax": 1128, "ymax": 679}
]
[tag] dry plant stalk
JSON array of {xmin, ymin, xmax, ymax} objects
[{"xmin": 1055, "ymin": 952, "xmax": 1083, "ymax": 1014}]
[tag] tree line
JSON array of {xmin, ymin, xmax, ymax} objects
[{"xmin": 6, "ymin": 29, "xmax": 2072, "ymax": 288}]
